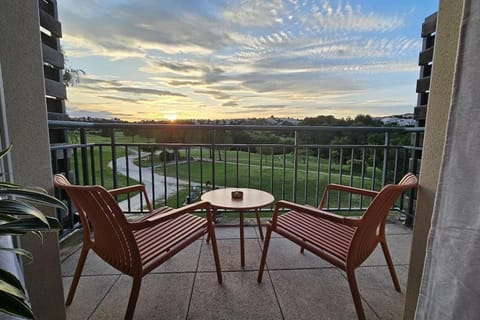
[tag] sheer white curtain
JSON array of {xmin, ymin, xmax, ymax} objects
[{"xmin": 415, "ymin": 0, "xmax": 480, "ymax": 318}]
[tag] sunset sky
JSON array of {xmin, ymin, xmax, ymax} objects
[{"xmin": 58, "ymin": 0, "xmax": 439, "ymax": 122}]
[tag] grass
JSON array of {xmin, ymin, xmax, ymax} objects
[
  {"xmin": 147, "ymin": 148, "xmax": 384, "ymax": 208},
  {"xmin": 67, "ymin": 133, "xmax": 403, "ymax": 212},
  {"xmin": 67, "ymin": 132, "xmax": 146, "ymax": 198}
]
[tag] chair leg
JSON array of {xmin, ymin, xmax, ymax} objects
[
  {"xmin": 257, "ymin": 225, "xmax": 273, "ymax": 283},
  {"xmin": 206, "ymin": 208, "xmax": 218, "ymax": 244},
  {"xmin": 346, "ymin": 269, "xmax": 366, "ymax": 320},
  {"xmin": 66, "ymin": 246, "xmax": 89, "ymax": 305},
  {"xmin": 125, "ymin": 276, "xmax": 142, "ymax": 320},
  {"xmin": 255, "ymin": 209, "xmax": 264, "ymax": 241},
  {"xmin": 208, "ymin": 222, "xmax": 223, "ymax": 283},
  {"xmin": 380, "ymin": 239, "xmax": 401, "ymax": 292}
]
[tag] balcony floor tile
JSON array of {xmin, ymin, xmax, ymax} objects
[
  {"xmin": 269, "ymin": 268, "xmax": 378, "ymax": 320},
  {"xmin": 198, "ymin": 238, "xmax": 263, "ymax": 272},
  {"xmin": 188, "ymin": 271, "xmax": 282, "ymax": 320},
  {"xmin": 62, "ymin": 224, "xmax": 412, "ymax": 319}
]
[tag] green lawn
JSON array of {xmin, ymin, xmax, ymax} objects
[
  {"xmin": 67, "ymin": 134, "xmax": 391, "ymax": 210},
  {"xmin": 146, "ymin": 148, "xmax": 384, "ymax": 208},
  {"xmin": 68, "ymin": 132, "xmax": 144, "ymax": 190}
]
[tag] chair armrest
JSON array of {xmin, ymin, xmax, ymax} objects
[
  {"xmin": 324, "ymin": 184, "xmax": 379, "ymax": 197},
  {"xmin": 109, "ymin": 184, "xmax": 146, "ymax": 196},
  {"xmin": 128, "ymin": 201, "xmax": 211, "ymax": 230},
  {"xmin": 319, "ymin": 184, "xmax": 378, "ymax": 210},
  {"xmin": 109, "ymin": 184, "xmax": 152, "ymax": 211},
  {"xmin": 274, "ymin": 200, "xmax": 361, "ymax": 227}
]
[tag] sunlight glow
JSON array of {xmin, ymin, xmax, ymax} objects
[{"xmin": 165, "ymin": 114, "xmax": 177, "ymax": 121}]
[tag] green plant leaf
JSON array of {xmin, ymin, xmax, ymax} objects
[
  {"xmin": 0, "ymin": 273, "xmax": 31, "ymax": 317},
  {"xmin": 0, "ymin": 189, "xmax": 67, "ymax": 212},
  {"xmin": 0, "ymin": 247, "xmax": 33, "ymax": 263},
  {"xmin": 30, "ymin": 231, "xmax": 44, "ymax": 241},
  {"xmin": 0, "ymin": 200, "xmax": 49, "ymax": 225},
  {"xmin": 0, "ymin": 291, "xmax": 34, "ymax": 319},
  {"xmin": 0, "ymin": 144, "xmax": 12, "ymax": 160},
  {"xmin": 0, "ymin": 218, "xmax": 56, "ymax": 232},
  {"xmin": 0, "ymin": 213, "xmax": 17, "ymax": 223},
  {"xmin": 0, "ymin": 269, "xmax": 25, "ymax": 295},
  {"xmin": 0, "ymin": 280, "xmax": 27, "ymax": 300},
  {"xmin": 45, "ymin": 216, "xmax": 61, "ymax": 229},
  {"xmin": 0, "ymin": 145, "xmax": 59, "ymax": 319},
  {"xmin": 0, "ymin": 181, "xmax": 20, "ymax": 189}
]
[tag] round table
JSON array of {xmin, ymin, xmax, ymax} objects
[{"xmin": 201, "ymin": 188, "xmax": 274, "ymax": 267}]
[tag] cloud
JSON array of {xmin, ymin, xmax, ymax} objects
[
  {"xmin": 195, "ymin": 90, "xmax": 231, "ymax": 100},
  {"xmin": 242, "ymin": 104, "xmax": 287, "ymax": 109},
  {"xmin": 58, "ymin": 0, "xmax": 431, "ymax": 120},
  {"xmin": 113, "ymin": 87, "xmax": 186, "ymax": 97},
  {"xmin": 308, "ymin": 1, "xmax": 404, "ymax": 32},
  {"xmin": 80, "ymin": 77, "xmax": 186, "ymax": 97},
  {"xmin": 221, "ymin": 0, "xmax": 286, "ymax": 27},
  {"xmin": 148, "ymin": 58, "xmax": 209, "ymax": 74},
  {"xmin": 168, "ymin": 80, "xmax": 203, "ymax": 86},
  {"xmin": 98, "ymin": 95, "xmax": 143, "ymax": 103},
  {"xmin": 222, "ymin": 101, "xmax": 239, "ymax": 107}
]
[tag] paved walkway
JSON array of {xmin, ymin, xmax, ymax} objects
[
  {"xmin": 110, "ymin": 154, "xmax": 199, "ymax": 211},
  {"xmin": 61, "ymin": 222, "xmax": 412, "ymax": 319}
]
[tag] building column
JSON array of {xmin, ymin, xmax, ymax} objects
[
  {"xmin": 404, "ymin": 0, "xmax": 464, "ymax": 318},
  {"xmin": 0, "ymin": 1, "xmax": 66, "ymax": 319}
]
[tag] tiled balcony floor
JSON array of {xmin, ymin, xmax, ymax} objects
[{"xmin": 61, "ymin": 222, "xmax": 412, "ymax": 319}]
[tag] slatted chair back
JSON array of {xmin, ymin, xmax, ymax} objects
[
  {"xmin": 348, "ymin": 173, "xmax": 418, "ymax": 268},
  {"xmin": 53, "ymin": 175, "xmax": 139, "ymax": 275}
]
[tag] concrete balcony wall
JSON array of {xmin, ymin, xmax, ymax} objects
[
  {"xmin": 0, "ymin": 1, "xmax": 66, "ymax": 319},
  {"xmin": 404, "ymin": 0, "xmax": 464, "ymax": 318}
]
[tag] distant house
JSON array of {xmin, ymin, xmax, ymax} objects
[
  {"xmin": 380, "ymin": 117, "xmax": 400, "ymax": 125},
  {"xmin": 266, "ymin": 116, "xmax": 300, "ymax": 125},
  {"xmin": 398, "ymin": 118, "xmax": 416, "ymax": 126},
  {"xmin": 378, "ymin": 114, "xmax": 415, "ymax": 126},
  {"xmin": 158, "ymin": 149, "xmax": 180, "ymax": 161}
]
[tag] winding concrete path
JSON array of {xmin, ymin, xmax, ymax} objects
[{"xmin": 109, "ymin": 154, "xmax": 199, "ymax": 211}]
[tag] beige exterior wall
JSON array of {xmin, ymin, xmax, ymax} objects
[
  {"xmin": 404, "ymin": 0, "xmax": 464, "ymax": 318},
  {"xmin": 0, "ymin": 1, "xmax": 66, "ymax": 319}
]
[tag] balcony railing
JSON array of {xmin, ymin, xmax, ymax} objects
[{"xmin": 49, "ymin": 120, "xmax": 423, "ymax": 236}]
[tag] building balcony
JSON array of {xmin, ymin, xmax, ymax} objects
[
  {"xmin": 50, "ymin": 121, "xmax": 418, "ymax": 319},
  {"xmin": 49, "ymin": 120, "xmax": 422, "ymax": 236},
  {"xmin": 61, "ymin": 222, "xmax": 412, "ymax": 319}
]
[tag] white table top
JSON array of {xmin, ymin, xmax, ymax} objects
[{"xmin": 201, "ymin": 188, "xmax": 274, "ymax": 211}]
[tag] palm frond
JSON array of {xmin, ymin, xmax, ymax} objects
[
  {"xmin": 0, "ymin": 189, "xmax": 67, "ymax": 212},
  {"xmin": 0, "ymin": 144, "xmax": 12, "ymax": 160},
  {"xmin": 0, "ymin": 269, "xmax": 33, "ymax": 319},
  {"xmin": 0, "ymin": 200, "xmax": 49, "ymax": 225},
  {"xmin": 0, "ymin": 217, "xmax": 59, "ymax": 233},
  {"xmin": 0, "ymin": 145, "xmax": 61, "ymax": 319},
  {"xmin": 0, "ymin": 247, "xmax": 33, "ymax": 263},
  {"xmin": 0, "ymin": 182, "xmax": 20, "ymax": 189},
  {"xmin": 0, "ymin": 291, "xmax": 34, "ymax": 319}
]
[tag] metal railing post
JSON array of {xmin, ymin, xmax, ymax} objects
[
  {"xmin": 382, "ymin": 131, "xmax": 390, "ymax": 186},
  {"xmin": 110, "ymin": 129, "xmax": 118, "ymax": 188},
  {"xmin": 293, "ymin": 130, "xmax": 299, "ymax": 203},
  {"xmin": 211, "ymin": 128, "xmax": 216, "ymax": 188},
  {"xmin": 80, "ymin": 128, "xmax": 89, "ymax": 185},
  {"xmin": 405, "ymin": 132, "xmax": 422, "ymax": 226},
  {"xmin": 47, "ymin": 120, "xmax": 425, "ymax": 236}
]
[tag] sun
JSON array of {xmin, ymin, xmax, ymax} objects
[{"xmin": 165, "ymin": 114, "xmax": 177, "ymax": 122}]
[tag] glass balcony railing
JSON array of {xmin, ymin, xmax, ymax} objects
[{"xmin": 49, "ymin": 120, "xmax": 423, "ymax": 237}]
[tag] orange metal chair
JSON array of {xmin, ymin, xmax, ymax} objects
[
  {"xmin": 257, "ymin": 173, "xmax": 418, "ymax": 320},
  {"xmin": 54, "ymin": 174, "xmax": 222, "ymax": 320}
]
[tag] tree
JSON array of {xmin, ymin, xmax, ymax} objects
[{"xmin": 63, "ymin": 67, "xmax": 85, "ymax": 87}]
